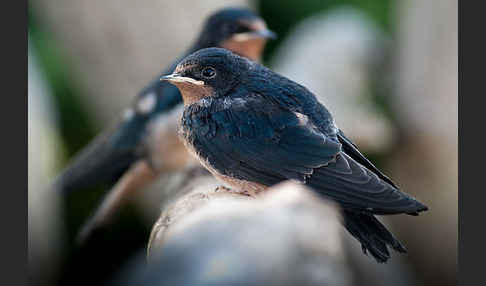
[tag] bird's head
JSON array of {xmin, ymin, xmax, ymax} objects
[
  {"xmin": 197, "ymin": 7, "xmax": 276, "ymax": 62},
  {"xmin": 161, "ymin": 48, "xmax": 249, "ymax": 106}
]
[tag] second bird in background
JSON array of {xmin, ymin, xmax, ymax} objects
[{"xmin": 52, "ymin": 7, "xmax": 276, "ymax": 242}]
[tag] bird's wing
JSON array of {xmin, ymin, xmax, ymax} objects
[
  {"xmin": 53, "ymin": 65, "xmax": 184, "ymax": 195},
  {"xmin": 307, "ymin": 151, "xmax": 427, "ymax": 215},
  {"xmin": 336, "ymin": 129, "xmax": 399, "ymax": 189},
  {"xmin": 189, "ymin": 95, "xmax": 426, "ymax": 214},
  {"xmin": 186, "ymin": 95, "xmax": 341, "ymax": 185},
  {"xmin": 52, "ymin": 111, "xmax": 150, "ymax": 195}
]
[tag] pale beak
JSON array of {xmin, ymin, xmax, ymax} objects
[
  {"xmin": 160, "ymin": 73, "xmax": 205, "ymax": 85},
  {"xmin": 252, "ymin": 28, "xmax": 277, "ymax": 39},
  {"xmin": 232, "ymin": 28, "xmax": 277, "ymax": 42}
]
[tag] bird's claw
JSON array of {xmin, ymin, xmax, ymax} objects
[
  {"xmin": 215, "ymin": 185, "xmax": 232, "ymax": 193},
  {"xmin": 215, "ymin": 185, "xmax": 252, "ymax": 196}
]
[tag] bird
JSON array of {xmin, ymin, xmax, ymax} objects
[
  {"xmin": 161, "ymin": 47, "xmax": 428, "ymax": 263},
  {"xmin": 51, "ymin": 7, "xmax": 276, "ymax": 241}
]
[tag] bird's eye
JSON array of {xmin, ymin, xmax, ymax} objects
[{"xmin": 201, "ymin": 67, "xmax": 216, "ymax": 79}]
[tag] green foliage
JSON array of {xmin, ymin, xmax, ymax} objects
[{"xmin": 258, "ymin": 0, "xmax": 394, "ymax": 61}]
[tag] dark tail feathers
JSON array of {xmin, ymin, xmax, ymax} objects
[{"xmin": 344, "ymin": 211, "xmax": 406, "ymax": 263}]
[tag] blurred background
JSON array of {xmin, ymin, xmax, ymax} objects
[{"xmin": 28, "ymin": 0, "xmax": 457, "ymax": 285}]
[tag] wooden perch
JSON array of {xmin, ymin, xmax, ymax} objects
[
  {"xmin": 111, "ymin": 176, "xmax": 420, "ymax": 286},
  {"xmin": 143, "ymin": 181, "xmax": 352, "ymax": 286}
]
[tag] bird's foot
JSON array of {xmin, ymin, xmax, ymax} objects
[
  {"xmin": 215, "ymin": 185, "xmax": 232, "ymax": 193},
  {"xmin": 215, "ymin": 185, "xmax": 252, "ymax": 196}
]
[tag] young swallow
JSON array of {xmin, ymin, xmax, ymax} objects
[
  {"xmin": 52, "ymin": 8, "xmax": 276, "ymax": 240},
  {"xmin": 161, "ymin": 48, "xmax": 428, "ymax": 263}
]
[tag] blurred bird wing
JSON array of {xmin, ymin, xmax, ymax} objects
[
  {"xmin": 51, "ymin": 55, "xmax": 186, "ymax": 196},
  {"xmin": 52, "ymin": 111, "xmax": 148, "ymax": 195}
]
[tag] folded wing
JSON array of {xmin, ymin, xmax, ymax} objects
[{"xmin": 191, "ymin": 95, "xmax": 427, "ymax": 215}]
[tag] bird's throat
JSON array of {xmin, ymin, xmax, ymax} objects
[
  {"xmin": 174, "ymin": 83, "xmax": 214, "ymax": 106},
  {"xmin": 221, "ymin": 38, "xmax": 266, "ymax": 62}
]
